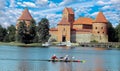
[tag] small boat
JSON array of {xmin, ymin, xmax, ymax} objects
[
  {"xmin": 57, "ymin": 42, "xmax": 66, "ymax": 46},
  {"xmin": 42, "ymin": 42, "xmax": 51, "ymax": 47},
  {"xmin": 47, "ymin": 59, "xmax": 86, "ymax": 63}
]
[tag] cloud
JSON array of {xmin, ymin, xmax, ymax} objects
[
  {"xmin": 36, "ymin": 0, "xmax": 48, "ymax": 5},
  {"xmin": 96, "ymin": 1, "xmax": 106, "ymax": 6},
  {"xmin": 17, "ymin": 2, "xmax": 37, "ymax": 8},
  {"xmin": 102, "ymin": 5, "xmax": 111, "ymax": 10},
  {"xmin": 49, "ymin": 1, "xmax": 57, "ymax": 8},
  {"xmin": 9, "ymin": 0, "xmax": 15, "ymax": 7},
  {"xmin": 91, "ymin": 12, "xmax": 99, "ymax": 17},
  {"xmin": 59, "ymin": 0, "xmax": 74, "ymax": 6},
  {"xmin": 110, "ymin": 0, "xmax": 120, "ymax": 4},
  {"xmin": 0, "ymin": 0, "xmax": 5, "ymax": 9},
  {"xmin": 0, "ymin": 8, "xmax": 22, "ymax": 28}
]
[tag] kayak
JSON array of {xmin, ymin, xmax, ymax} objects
[{"xmin": 47, "ymin": 59, "xmax": 86, "ymax": 63}]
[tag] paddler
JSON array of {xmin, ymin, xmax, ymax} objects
[
  {"xmin": 51, "ymin": 54, "xmax": 58, "ymax": 60},
  {"xmin": 64, "ymin": 55, "xmax": 69, "ymax": 61}
]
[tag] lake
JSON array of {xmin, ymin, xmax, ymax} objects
[{"xmin": 0, "ymin": 45, "xmax": 120, "ymax": 71}]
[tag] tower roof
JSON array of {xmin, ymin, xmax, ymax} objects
[
  {"xmin": 73, "ymin": 17, "xmax": 93, "ymax": 25},
  {"xmin": 18, "ymin": 8, "xmax": 33, "ymax": 20},
  {"xmin": 64, "ymin": 7, "xmax": 74, "ymax": 14},
  {"xmin": 94, "ymin": 12, "xmax": 108, "ymax": 23}
]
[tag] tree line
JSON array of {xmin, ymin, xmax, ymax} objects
[
  {"xmin": 108, "ymin": 21, "xmax": 120, "ymax": 42},
  {"xmin": 0, "ymin": 18, "xmax": 50, "ymax": 44},
  {"xmin": 0, "ymin": 19, "xmax": 120, "ymax": 43}
]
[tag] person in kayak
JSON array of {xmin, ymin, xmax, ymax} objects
[
  {"xmin": 64, "ymin": 55, "xmax": 69, "ymax": 61},
  {"xmin": 51, "ymin": 54, "xmax": 58, "ymax": 60}
]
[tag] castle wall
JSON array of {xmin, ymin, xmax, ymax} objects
[
  {"xmin": 73, "ymin": 24, "xmax": 82, "ymax": 29},
  {"xmin": 71, "ymin": 31, "xmax": 92, "ymax": 43},
  {"xmin": 49, "ymin": 30, "xmax": 58, "ymax": 41},
  {"xmin": 91, "ymin": 34, "xmax": 108, "ymax": 42}
]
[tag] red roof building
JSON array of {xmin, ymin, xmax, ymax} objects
[{"xmin": 49, "ymin": 7, "xmax": 108, "ymax": 43}]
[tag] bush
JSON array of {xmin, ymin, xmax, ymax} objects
[{"xmin": 91, "ymin": 40, "xmax": 98, "ymax": 43}]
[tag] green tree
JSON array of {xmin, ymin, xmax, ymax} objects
[
  {"xmin": 27, "ymin": 19, "xmax": 36, "ymax": 43},
  {"xmin": 107, "ymin": 22, "xmax": 117, "ymax": 42},
  {"xmin": 115, "ymin": 22, "xmax": 120, "ymax": 42},
  {"xmin": 16, "ymin": 21, "xmax": 27, "ymax": 43},
  {"xmin": 0, "ymin": 25, "xmax": 7, "ymax": 42},
  {"xmin": 38, "ymin": 18, "xmax": 50, "ymax": 43},
  {"xmin": 16, "ymin": 20, "xmax": 36, "ymax": 44},
  {"xmin": 7, "ymin": 25, "xmax": 16, "ymax": 42}
]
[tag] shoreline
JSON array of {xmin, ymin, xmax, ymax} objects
[
  {"xmin": 0, "ymin": 42, "xmax": 42, "ymax": 47},
  {"xmin": 0, "ymin": 42, "xmax": 120, "ymax": 48}
]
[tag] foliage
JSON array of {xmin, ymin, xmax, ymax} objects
[
  {"xmin": 0, "ymin": 25, "xmax": 7, "ymax": 42},
  {"xmin": 4, "ymin": 25, "xmax": 16, "ymax": 42},
  {"xmin": 16, "ymin": 20, "xmax": 36, "ymax": 44},
  {"xmin": 16, "ymin": 21, "xmax": 27, "ymax": 43},
  {"xmin": 115, "ymin": 22, "xmax": 120, "ymax": 42},
  {"xmin": 90, "ymin": 40, "xmax": 98, "ymax": 43},
  {"xmin": 107, "ymin": 22, "xmax": 117, "ymax": 42},
  {"xmin": 37, "ymin": 18, "xmax": 50, "ymax": 43}
]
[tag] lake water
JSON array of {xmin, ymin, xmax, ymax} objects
[{"xmin": 0, "ymin": 45, "xmax": 120, "ymax": 71}]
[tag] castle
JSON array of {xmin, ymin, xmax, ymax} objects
[
  {"xmin": 49, "ymin": 7, "xmax": 108, "ymax": 43},
  {"xmin": 16, "ymin": 8, "xmax": 108, "ymax": 43}
]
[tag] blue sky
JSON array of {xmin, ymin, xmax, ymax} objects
[{"xmin": 0, "ymin": 0, "xmax": 120, "ymax": 28}]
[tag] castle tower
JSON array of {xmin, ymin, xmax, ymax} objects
[
  {"xmin": 16, "ymin": 8, "xmax": 33, "ymax": 29},
  {"xmin": 57, "ymin": 7, "xmax": 74, "ymax": 42},
  {"xmin": 92, "ymin": 12, "xmax": 108, "ymax": 42}
]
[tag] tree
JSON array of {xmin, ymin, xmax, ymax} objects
[
  {"xmin": 16, "ymin": 20, "xmax": 36, "ymax": 44},
  {"xmin": 16, "ymin": 21, "xmax": 27, "ymax": 43},
  {"xmin": 7, "ymin": 25, "xmax": 16, "ymax": 42},
  {"xmin": 38, "ymin": 18, "xmax": 50, "ymax": 43},
  {"xmin": 27, "ymin": 19, "xmax": 36, "ymax": 43},
  {"xmin": 107, "ymin": 22, "xmax": 117, "ymax": 42},
  {"xmin": 0, "ymin": 25, "xmax": 7, "ymax": 42},
  {"xmin": 115, "ymin": 21, "xmax": 120, "ymax": 42}
]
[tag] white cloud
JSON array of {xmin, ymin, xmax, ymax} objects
[
  {"xmin": 110, "ymin": 0, "xmax": 120, "ymax": 4},
  {"xmin": 96, "ymin": 1, "xmax": 106, "ymax": 5},
  {"xmin": 49, "ymin": 2, "xmax": 57, "ymax": 8},
  {"xmin": 9, "ymin": 0, "xmax": 15, "ymax": 7},
  {"xmin": 102, "ymin": 5, "xmax": 111, "ymax": 10},
  {"xmin": 0, "ymin": 8, "xmax": 22, "ymax": 28},
  {"xmin": 17, "ymin": 2, "xmax": 36, "ymax": 8},
  {"xmin": 0, "ymin": 0, "xmax": 5, "ymax": 9},
  {"xmin": 36, "ymin": 0, "xmax": 48, "ymax": 5},
  {"xmin": 91, "ymin": 12, "xmax": 99, "ymax": 17},
  {"xmin": 59, "ymin": 0, "xmax": 74, "ymax": 6}
]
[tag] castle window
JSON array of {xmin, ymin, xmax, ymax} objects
[
  {"xmin": 95, "ymin": 27, "xmax": 97, "ymax": 29},
  {"xmin": 98, "ymin": 31, "xmax": 100, "ymax": 34},
  {"xmin": 103, "ymin": 32, "xmax": 104, "ymax": 34},
  {"xmin": 101, "ymin": 27, "xmax": 103, "ymax": 29}
]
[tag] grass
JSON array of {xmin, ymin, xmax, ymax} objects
[{"xmin": 0, "ymin": 42, "xmax": 42, "ymax": 47}]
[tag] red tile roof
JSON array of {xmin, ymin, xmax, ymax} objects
[
  {"xmin": 58, "ymin": 18, "xmax": 70, "ymax": 25},
  {"xmin": 65, "ymin": 8, "xmax": 74, "ymax": 14},
  {"xmin": 18, "ymin": 8, "xmax": 33, "ymax": 20},
  {"xmin": 93, "ymin": 12, "xmax": 108, "ymax": 23},
  {"xmin": 73, "ymin": 17, "xmax": 93, "ymax": 25}
]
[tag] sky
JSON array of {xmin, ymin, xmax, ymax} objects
[{"xmin": 0, "ymin": 0, "xmax": 120, "ymax": 28}]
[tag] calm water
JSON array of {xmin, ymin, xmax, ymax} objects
[{"xmin": 0, "ymin": 45, "xmax": 120, "ymax": 71}]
